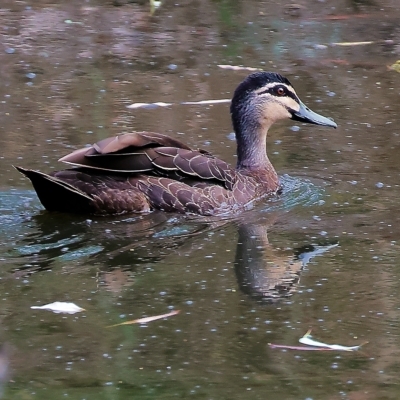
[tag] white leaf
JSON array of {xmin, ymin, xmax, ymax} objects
[
  {"xmin": 126, "ymin": 102, "xmax": 171, "ymax": 109},
  {"xmin": 31, "ymin": 302, "xmax": 85, "ymax": 314},
  {"xmin": 180, "ymin": 99, "xmax": 230, "ymax": 105},
  {"xmin": 299, "ymin": 329, "xmax": 366, "ymax": 351},
  {"xmin": 217, "ymin": 64, "xmax": 262, "ymax": 71}
]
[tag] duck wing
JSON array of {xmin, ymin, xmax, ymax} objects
[
  {"xmin": 60, "ymin": 132, "xmax": 236, "ymax": 190},
  {"xmin": 59, "ymin": 132, "xmax": 192, "ymax": 172}
]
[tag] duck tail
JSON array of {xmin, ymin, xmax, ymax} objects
[{"xmin": 14, "ymin": 166, "xmax": 94, "ymax": 213}]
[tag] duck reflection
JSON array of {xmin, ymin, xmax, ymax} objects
[
  {"xmin": 234, "ymin": 221, "xmax": 338, "ymax": 301},
  {"xmin": 12, "ymin": 208, "xmax": 337, "ymax": 301}
]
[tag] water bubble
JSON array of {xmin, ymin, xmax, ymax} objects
[
  {"xmin": 5, "ymin": 47, "xmax": 15, "ymax": 54},
  {"xmin": 227, "ymin": 132, "xmax": 236, "ymax": 141},
  {"xmin": 26, "ymin": 72, "xmax": 36, "ymax": 79}
]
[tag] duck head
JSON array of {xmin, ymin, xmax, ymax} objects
[{"xmin": 230, "ymin": 71, "xmax": 337, "ymax": 169}]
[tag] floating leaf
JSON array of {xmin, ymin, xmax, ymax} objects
[
  {"xmin": 298, "ymin": 329, "xmax": 368, "ymax": 351},
  {"xmin": 218, "ymin": 64, "xmax": 262, "ymax": 71},
  {"xmin": 126, "ymin": 99, "xmax": 230, "ymax": 109},
  {"xmin": 64, "ymin": 19, "xmax": 83, "ymax": 25},
  {"xmin": 331, "ymin": 41, "xmax": 374, "ymax": 46},
  {"xmin": 180, "ymin": 99, "xmax": 230, "ymax": 105},
  {"xmin": 389, "ymin": 60, "xmax": 400, "ymax": 73},
  {"xmin": 269, "ymin": 343, "xmax": 336, "ymax": 351},
  {"xmin": 269, "ymin": 329, "xmax": 367, "ymax": 352},
  {"xmin": 150, "ymin": 0, "xmax": 162, "ymax": 15},
  {"xmin": 108, "ymin": 310, "xmax": 180, "ymax": 327},
  {"xmin": 31, "ymin": 301, "xmax": 85, "ymax": 314},
  {"xmin": 126, "ymin": 102, "xmax": 171, "ymax": 109}
]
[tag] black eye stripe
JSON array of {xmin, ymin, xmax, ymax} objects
[{"xmin": 257, "ymin": 85, "xmax": 299, "ymax": 103}]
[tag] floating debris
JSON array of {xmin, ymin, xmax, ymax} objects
[
  {"xmin": 150, "ymin": 0, "xmax": 162, "ymax": 15},
  {"xmin": 269, "ymin": 343, "xmax": 334, "ymax": 351},
  {"xmin": 269, "ymin": 329, "xmax": 368, "ymax": 352},
  {"xmin": 218, "ymin": 64, "xmax": 262, "ymax": 71},
  {"xmin": 299, "ymin": 329, "xmax": 367, "ymax": 351},
  {"xmin": 31, "ymin": 301, "xmax": 85, "ymax": 314},
  {"xmin": 108, "ymin": 309, "xmax": 180, "ymax": 327},
  {"xmin": 126, "ymin": 101, "xmax": 171, "ymax": 109},
  {"xmin": 314, "ymin": 40, "xmax": 394, "ymax": 48},
  {"xmin": 181, "ymin": 99, "xmax": 230, "ymax": 105},
  {"xmin": 389, "ymin": 60, "xmax": 400, "ymax": 73},
  {"xmin": 64, "ymin": 19, "xmax": 83, "ymax": 25},
  {"xmin": 331, "ymin": 41, "xmax": 374, "ymax": 46},
  {"xmin": 126, "ymin": 99, "xmax": 230, "ymax": 109}
]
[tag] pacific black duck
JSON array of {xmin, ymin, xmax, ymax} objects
[{"xmin": 16, "ymin": 71, "xmax": 337, "ymax": 216}]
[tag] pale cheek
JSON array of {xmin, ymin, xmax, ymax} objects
[
  {"xmin": 285, "ymin": 98, "xmax": 300, "ymax": 112},
  {"xmin": 261, "ymin": 102, "xmax": 292, "ymax": 122}
]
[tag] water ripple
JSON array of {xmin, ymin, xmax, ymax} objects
[{"xmin": 263, "ymin": 174, "xmax": 325, "ymax": 212}]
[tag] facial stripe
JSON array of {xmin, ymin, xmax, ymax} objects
[
  {"xmin": 254, "ymin": 82, "xmax": 287, "ymax": 94},
  {"xmin": 255, "ymin": 83, "xmax": 299, "ymax": 103}
]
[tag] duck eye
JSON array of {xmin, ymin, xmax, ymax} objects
[{"xmin": 276, "ymin": 87, "xmax": 285, "ymax": 96}]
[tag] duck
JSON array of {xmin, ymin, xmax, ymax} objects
[{"xmin": 16, "ymin": 71, "xmax": 337, "ymax": 216}]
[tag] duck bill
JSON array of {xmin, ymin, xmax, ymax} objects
[{"xmin": 291, "ymin": 101, "xmax": 337, "ymax": 128}]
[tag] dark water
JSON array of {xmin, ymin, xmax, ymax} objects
[{"xmin": 1, "ymin": 0, "xmax": 400, "ymax": 399}]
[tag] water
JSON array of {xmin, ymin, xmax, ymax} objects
[{"xmin": 1, "ymin": 0, "xmax": 400, "ymax": 399}]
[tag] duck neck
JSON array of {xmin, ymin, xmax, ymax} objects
[{"xmin": 235, "ymin": 120, "xmax": 272, "ymax": 172}]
